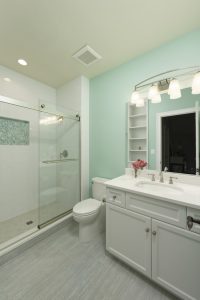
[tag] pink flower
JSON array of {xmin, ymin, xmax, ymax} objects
[{"xmin": 132, "ymin": 159, "xmax": 147, "ymax": 170}]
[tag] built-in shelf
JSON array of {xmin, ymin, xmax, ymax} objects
[
  {"xmin": 129, "ymin": 126, "xmax": 146, "ymax": 129},
  {"xmin": 128, "ymin": 103, "xmax": 148, "ymax": 163},
  {"xmin": 129, "ymin": 113, "xmax": 146, "ymax": 118},
  {"xmin": 130, "ymin": 150, "xmax": 147, "ymax": 152},
  {"xmin": 129, "ymin": 137, "xmax": 146, "ymax": 140}
]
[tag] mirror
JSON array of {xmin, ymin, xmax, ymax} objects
[{"xmin": 148, "ymin": 87, "xmax": 200, "ymax": 175}]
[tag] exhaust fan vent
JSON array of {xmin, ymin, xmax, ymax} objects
[{"xmin": 73, "ymin": 45, "xmax": 102, "ymax": 66}]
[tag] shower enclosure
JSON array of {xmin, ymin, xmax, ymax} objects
[{"xmin": 0, "ymin": 96, "xmax": 80, "ymax": 248}]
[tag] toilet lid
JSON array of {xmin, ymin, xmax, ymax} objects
[{"xmin": 73, "ymin": 198, "xmax": 101, "ymax": 215}]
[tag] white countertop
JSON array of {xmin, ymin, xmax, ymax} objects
[{"xmin": 105, "ymin": 175, "xmax": 200, "ymax": 209}]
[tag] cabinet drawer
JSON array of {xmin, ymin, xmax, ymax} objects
[
  {"xmin": 126, "ymin": 193, "xmax": 186, "ymax": 228},
  {"xmin": 106, "ymin": 188, "xmax": 125, "ymax": 207}
]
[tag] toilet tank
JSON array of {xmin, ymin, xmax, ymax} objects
[{"xmin": 92, "ymin": 177, "xmax": 108, "ymax": 201}]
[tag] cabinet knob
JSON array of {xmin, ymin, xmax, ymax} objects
[
  {"xmin": 145, "ymin": 228, "xmax": 150, "ymax": 233},
  {"xmin": 152, "ymin": 230, "xmax": 157, "ymax": 236},
  {"xmin": 113, "ymin": 195, "xmax": 117, "ymax": 200}
]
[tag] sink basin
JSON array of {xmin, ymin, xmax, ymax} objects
[{"xmin": 135, "ymin": 180, "xmax": 183, "ymax": 196}]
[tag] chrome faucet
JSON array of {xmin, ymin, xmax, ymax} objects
[
  {"xmin": 169, "ymin": 176, "xmax": 178, "ymax": 184},
  {"xmin": 148, "ymin": 173, "xmax": 156, "ymax": 181},
  {"xmin": 159, "ymin": 171, "xmax": 164, "ymax": 183},
  {"xmin": 159, "ymin": 166, "xmax": 168, "ymax": 183}
]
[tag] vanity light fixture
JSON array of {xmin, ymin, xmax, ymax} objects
[
  {"xmin": 130, "ymin": 66, "xmax": 200, "ymax": 106},
  {"xmin": 136, "ymin": 97, "xmax": 144, "ymax": 107},
  {"xmin": 130, "ymin": 90, "xmax": 139, "ymax": 104},
  {"xmin": 148, "ymin": 85, "xmax": 161, "ymax": 103},
  {"xmin": 192, "ymin": 72, "xmax": 200, "ymax": 94},
  {"xmin": 3, "ymin": 77, "xmax": 11, "ymax": 82},
  {"xmin": 18, "ymin": 59, "xmax": 28, "ymax": 66},
  {"xmin": 151, "ymin": 94, "xmax": 161, "ymax": 103},
  {"xmin": 168, "ymin": 78, "xmax": 181, "ymax": 99}
]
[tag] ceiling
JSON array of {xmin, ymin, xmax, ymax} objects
[{"xmin": 0, "ymin": 0, "xmax": 200, "ymax": 88}]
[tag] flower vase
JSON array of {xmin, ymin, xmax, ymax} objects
[{"xmin": 134, "ymin": 168, "xmax": 138, "ymax": 178}]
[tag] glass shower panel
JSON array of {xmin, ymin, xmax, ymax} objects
[
  {"xmin": 39, "ymin": 108, "xmax": 80, "ymax": 226},
  {"xmin": 0, "ymin": 101, "xmax": 39, "ymax": 246}
]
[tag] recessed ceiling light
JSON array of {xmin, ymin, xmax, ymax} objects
[
  {"xmin": 3, "ymin": 77, "xmax": 11, "ymax": 82},
  {"xmin": 18, "ymin": 59, "xmax": 28, "ymax": 66}
]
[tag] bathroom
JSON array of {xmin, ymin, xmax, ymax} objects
[{"xmin": 0, "ymin": 1, "xmax": 200, "ymax": 299}]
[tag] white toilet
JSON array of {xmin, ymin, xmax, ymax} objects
[{"xmin": 73, "ymin": 177, "xmax": 107, "ymax": 242}]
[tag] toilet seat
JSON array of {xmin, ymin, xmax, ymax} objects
[{"xmin": 73, "ymin": 198, "xmax": 101, "ymax": 216}]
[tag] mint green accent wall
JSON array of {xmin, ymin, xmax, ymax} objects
[
  {"xmin": 148, "ymin": 88, "xmax": 200, "ymax": 169},
  {"xmin": 90, "ymin": 29, "xmax": 200, "ymax": 182}
]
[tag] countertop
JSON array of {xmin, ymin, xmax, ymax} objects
[{"xmin": 105, "ymin": 175, "xmax": 200, "ymax": 209}]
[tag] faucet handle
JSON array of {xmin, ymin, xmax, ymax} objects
[
  {"xmin": 169, "ymin": 176, "xmax": 178, "ymax": 184},
  {"xmin": 148, "ymin": 173, "xmax": 156, "ymax": 181}
]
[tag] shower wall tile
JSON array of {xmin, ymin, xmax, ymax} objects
[{"xmin": 0, "ymin": 117, "xmax": 29, "ymax": 145}]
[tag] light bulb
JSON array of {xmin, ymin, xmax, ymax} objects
[
  {"xmin": 168, "ymin": 79, "xmax": 181, "ymax": 99},
  {"xmin": 151, "ymin": 94, "xmax": 161, "ymax": 103},
  {"xmin": 130, "ymin": 90, "xmax": 139, "ymax": 104},
  {"xmin": 192, "ymin": 72, "xmax": 200, "ymax": 94},
  {"xmin": 148, "ymin": 85, "xmax": 159, "ymax": 100},
  {"xmin": 18, "ymin": 59, "xmax": 28, "ymax": 66},
  {"xmin": 136, "ymin": 97, "xmax": 144, "ymax": 107},
  {"xmin": 3, "ymin": 77, "xmax": 11, "ymax": 82}
]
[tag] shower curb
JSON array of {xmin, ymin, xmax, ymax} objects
[{"xmin": 0, "ymin": 213, "xmax": 73, "ymax": 266}]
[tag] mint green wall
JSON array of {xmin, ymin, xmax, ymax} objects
[
  {"xmin": 148, "ymin": 88, "xmax": 200, "ymax": 169},
  {"xmin": 90, "ymin": 29, "xmax": 200, "ymax": 182}
]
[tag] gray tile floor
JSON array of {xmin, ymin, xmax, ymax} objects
[{"xmin": 0, "ymin": 221, "xmax": 179, "ymax": 300}]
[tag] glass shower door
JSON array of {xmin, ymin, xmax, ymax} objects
[{"xmin": 39, "ymin": 105, "xmax": 80, "ymax": 227}]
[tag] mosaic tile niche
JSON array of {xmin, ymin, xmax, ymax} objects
[{"xmin": 0, "ymin": 116, "xmax": 29, "ymax": 145}]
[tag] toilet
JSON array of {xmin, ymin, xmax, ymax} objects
[{"xmin": 73, "ymin": 177, "xmax": 108, "ymax": 242}]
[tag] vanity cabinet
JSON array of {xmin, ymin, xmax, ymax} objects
[
  {"xmin": 106, "ymin": 187, "xmax": 200, "ymax": 300},
  {"xmin": 152, "ymin": 220, "xmax": 200, "ymax": 300},
  {"xmin": 106, "ymin": 204, "xmax": 151, "ymax": 277}
]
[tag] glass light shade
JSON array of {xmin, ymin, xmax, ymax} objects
[
  {"xmin": 168, "ymin": 79, "xmax": 181, "ymax": 99},
  {"xmin": 151, "ymin": 94, "xmax": 161, "ymax": 103},
  {"xmin": 130, "ymin": 91, "xmax": 139, "ymax": 104},
  {"xmin": 136, "ymin": 97, "xmax": 144, "ymax": 107},
  {"xmin": 148, "ymin": 85, "xmax": 159, "ymax": 100},
  {"xmin": 192, "ymin": 72, "xmax": 200, "ymax": 94}
]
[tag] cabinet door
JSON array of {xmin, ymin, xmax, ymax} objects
[
  {"xmin": 106, "ymin": 203, "xmax": 151, "ymax": 277},
  {"xmin": 152, "ymin": 220, "xmax": 200, "ymax": 300}
]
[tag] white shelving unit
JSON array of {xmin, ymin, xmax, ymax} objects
[{"xmin": 128, "ymin": 102, "xmax": 148, "ymax": 164}]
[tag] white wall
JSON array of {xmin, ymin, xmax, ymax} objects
[
  {"xmin": 0, "ymin": 65, "xmax": 56, "ymax": 106},
  {"xmin": 57, "ymin": 76, "xmax": 90, "ymax": 200},
  {"xmin": 0, "ymin": 65, "xmax": 56, "ymax": 221},
  {"xmin": 56, "ymin": 76, "xmax": 82, "ymax": 112}
]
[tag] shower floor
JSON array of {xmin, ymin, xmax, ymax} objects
[{"xmin": 0, "ymin": 200, "xmax": 73, "ymax": 246}]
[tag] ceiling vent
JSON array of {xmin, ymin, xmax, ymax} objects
[{"xmin": 73, "ymin": 45, "xmax": 102, "ymax": 66}]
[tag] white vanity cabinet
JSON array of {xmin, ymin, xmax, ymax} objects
[
  {"xmin": 106, "ymin": 204, "xmax": 151, "ymax": 277},
  {"xmin": 152, "ymin": 220, "xmax": 200, "ymax": 300},
  {"xmin": 106, "ymin": 187, "xmax": 200, "ymax": 300}
]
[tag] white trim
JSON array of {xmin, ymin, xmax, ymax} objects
[{"xmin": 156, "ymin": 107, "xmax": 198, "ymax": 171}]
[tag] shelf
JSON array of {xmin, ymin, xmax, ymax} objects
[
  {"xmin": 129, "ymin": 126, "xmax": 146, "ymax": 129},
  {"xmin": 129, "ymin": 150, "xmax": 147, "ymax": 152},
  {"xmin": 129, "ymin": 113, "xmax": 146, "ymax": 118},
  {"xmin": 128, "ymin": 102, "xmax": 148, "ymax": 163},
  {"xmin": 129, "ymin": 137, "xmax": 146, "ymax": 140}
]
